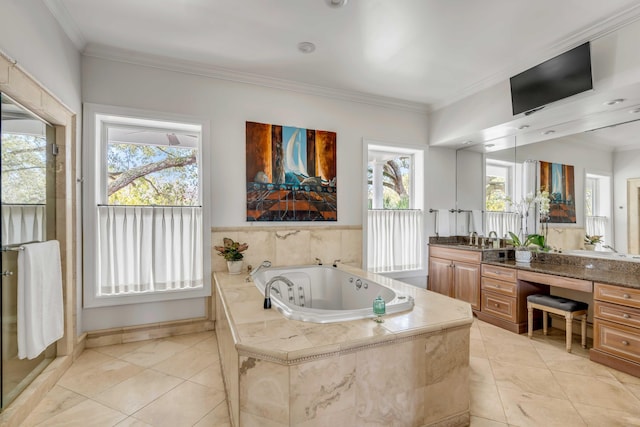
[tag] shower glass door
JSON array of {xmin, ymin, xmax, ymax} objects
[{"xmin": 0, "ymin": 93, "xmax": 56, "ymax": 410}]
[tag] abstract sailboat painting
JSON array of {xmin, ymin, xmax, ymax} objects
[{"xmin": 246, "ymin": 121, "xmax": 337, "ymax": 221}]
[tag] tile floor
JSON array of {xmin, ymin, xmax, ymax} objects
[{"xmin": 21, "ymin": 318, "xmax": 640, "ymax": 426}]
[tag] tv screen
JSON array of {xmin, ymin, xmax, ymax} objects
[{"xmin": 510, "ymin": 42, "xmax": 593, "ymax": 116}]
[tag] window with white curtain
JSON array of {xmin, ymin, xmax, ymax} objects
[
  {"xmin": 83, "ymin": 104, "xmax": 210, "ymax": 307},
  {"xmin": 366, "ymin": 143, "xmax": 424, "ymax": 274},
  {"xmin": 585, "ymin": 173, "xmax": 611, "ymax": 246}
]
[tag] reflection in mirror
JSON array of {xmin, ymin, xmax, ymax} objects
[
  {"xmin": 456, "ymin": 136, "xmax": 518, "ymax": 240},
  {"xmin": 515, "ymin": 118, "xmax": 640, "ymax": 255}
]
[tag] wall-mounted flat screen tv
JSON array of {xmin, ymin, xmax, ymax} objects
[{"xmin": 510, "ymin": 42, "xmax": 593, "ymax": 116}]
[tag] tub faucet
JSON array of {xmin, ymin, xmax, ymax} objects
[
  {"xmin": 332, "ymin": 259, "xmax": 340, "ymax": 267},
  {"xmin": 250, "ymin": 260, "xmax": 272, "ymax": 278},
  {"xmin": 469, "ymin": 231, "xmax": 478, "ymax": 246},
  {"xmin": 263, "ymin": 276, "xmax": 295, "ymax": 309},
  {"xmin": 315, "ymin": 257, "xmax": 323, "ymax": 265}
]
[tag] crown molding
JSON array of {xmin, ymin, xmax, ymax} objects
[
  {"xmin": 44, "ymin": 0, "xmax": 86, "ymax": 50},
  {"xmin": 82, "ymin": 44, "xmax": 430, "ymax": 114},
  {"xmin": 432, "ymin": 3, "xmax": 640, "ymax": 111}
]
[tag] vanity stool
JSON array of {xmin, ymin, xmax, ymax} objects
[{"xmin": 527, "ymin": 294, "xmax": 588, "ymax": 353}]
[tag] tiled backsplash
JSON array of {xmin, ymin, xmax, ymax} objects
[{"xmin": 211, "ymin": 226, "xmax": 362, "ymax": 273}]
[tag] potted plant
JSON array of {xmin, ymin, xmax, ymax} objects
[
  {"xmin": 508, "ymin": 232, "xmax": 547, "ymax": 263},
  {"xmin": 584, "ymin": 234, "xmax": 602, "ymax": 251},
  {"xmin": 215, "ymin": 237, "xmax": 249, "ymax": 274}
]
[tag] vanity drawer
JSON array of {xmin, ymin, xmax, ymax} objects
[
  {"xmin": 594, "ymin": 319, "xmax": 640, "ymax": 364},
  {"xmin": 518, "ymin": 270, "xmax": 592, "ymax": 292},
  {"xmin": 481, "ymin": 265, "xmax": 517, "ymax": 283},
  {"xmin": 481, "ymin": 291, "xmax": 516, "ymax": 322},
  {"xmin": 595, "ymin": 301, "xmax": 640, "ymax": 328},
  {"xmin": 594, "ymin": 283, "xmax": 640, "ymax": 309},
  {"xmin": 481, "ymin": 277, "xmax": 517, "ymax": 297},
  {"xmin": 430, "ymin": 246, "xmax": 482, "ymax": 264}
]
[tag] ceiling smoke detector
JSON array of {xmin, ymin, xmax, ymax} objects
[
  {"xmin": 297, "ymin": 42, "xmax": 316, "ymax": 54},
  {"xmin": 604, "ymin": 98, "xmax": 625, "ymax": 106},
  {"xmin": 326, "ymin": 0, "xmax": 348, "ymax": 7}
]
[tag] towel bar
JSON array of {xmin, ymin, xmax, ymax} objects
[{"xmin": 1, "ymin": 246, "xmax": 24, "ymax": 252}]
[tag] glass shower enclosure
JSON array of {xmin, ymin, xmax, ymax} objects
[{"xmin": 0, "ymin": 93, "xmax": 57, "ymax": 410}]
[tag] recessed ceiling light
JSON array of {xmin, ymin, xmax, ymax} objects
[
  {"xmin": 630, "ymin": 108, "xmax": 640, "ymax": 114},
  {"xmin": 604, "ymin": 98, "xmax": 626, "ymax": 106},
  {"xmin": 462, "ymin": 140, "xmax": 473, "ymax": 145},
  {"xmin": 485, "ymin": 143, "xmax": 495, "ymax": 148},
  {"xmin": 543, "ymin": 130, "xmax": 555, "ymax": 135},
  {"xmin": 326, "ymin": 0, "xmax": 348, "ymax": 7},
  {"xmin": 518, "ymin": 125, "xmax": 530, "ymax": 130},
  {"xmin": 297, "ymin": 42, "xmax": 316, "ymax": 54}
]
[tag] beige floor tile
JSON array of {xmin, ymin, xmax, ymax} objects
[
  {"xmin": 491, "ymin": 359, "xmax": 567, "ymax": 399},
  {"xmin": 470, "ymin": 356, "xmax": 495, "ymax": 385},
  {"xmin": 553, "ymin": 371, "xmax": 640, "ymax": 413},
  {"xmin": 470, "ymin": 337, "xmax": 488, "ymax": 358},
  {"xmin": 57, "ymin": 349, "xmax": 115, "ymax": 381},
  {"xmin": 163, "ymin": 331, "xmax": 215, "ymax": 347},
  {"xmin": 119, "ymin": 340, "xmax": 189, "ymax": 367},
  {"xmin": 133, "ymin": 380, "xmax": 226, "ymax": 426},
  {"xmin": 194, "ymin": 401, "xmax": 232, "ymax": 427},
  {"xmin": 498, "ymin": 387, "xmax": 585, "ymax": 427},
  {"xmin": 469, "ymin": 415, "xmax": 509, "ymax": 426},
  {"xmin": 115, "ymin": 417, "xmax": 154, "ymax": 427},
  {"xmin": 484, "ymin": 340, "xmax": 546, "ymax": 369},
  {"xmin": 58, "ymin": 357, "xmax": 144, "ymax": 397},
  {"xmin": 572, "ymin": 402, "xmax": 640, "ymax": 426},
  {"xmin": 190, "ymin": 362, "xmax": 226, "ymax": 390},
  {"xmin": 193, "ymin": 334, "xmax": 220, "ymax": 353},
  {"xmin": 608, "ymin": 367, "xmax": 640, "ymax": 385},
  {"xmin": 93, "ymin": 339, "xmax": 153, "ymax": 359},
  {"xmin": 94, "ymin": 369, "xmax": 183, "ymax": 415},
  {"xmin": 623, "ymin": 382, "xmax": 640, "ymax": 402},
  {"xmin": 21, "ymin": 386, "xmax": 86, "ymax": 427},
  {"xmin": 152, "ymin": 346, "xmax": 216, "ymax": 379},
  {"xmin": 541, "ymin": 350, "xmax": 615, "ymax": 379},
  {"xmin": 469, "ymin": 381, "xmax": 507, "ymax": 423},
  {"xmin": 33, "ymin": 399, "xmax": 127, "ymax": 427}
]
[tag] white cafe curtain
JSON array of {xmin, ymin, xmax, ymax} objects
[{"xmin": 368, "ymin": 209, "xmax": 423, "ymax": 273}]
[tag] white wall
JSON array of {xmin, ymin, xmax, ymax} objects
[
  {"xmin": 81, "ymin": 56, "xmax": 433, "ymax": 330},
  {"xmin": 0, "ymin": 0, "xmax": 81, "ymax": 112},
  {"xmin": 613, "ymin": 148, "xmax": 640, "ymax": 252}
]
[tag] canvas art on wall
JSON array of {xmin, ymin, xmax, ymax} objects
[
  {"xmin": 539, "ymin": 160, "xmax": 576, "ymax": 223},
  {"xmin": 246, "ymin": 121, "xmax": 337, "ymax": 221}
]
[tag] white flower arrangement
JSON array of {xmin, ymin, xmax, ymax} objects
[{"xmin": 505, "ymin": 190, "xmax": 550, "ymax": 218}]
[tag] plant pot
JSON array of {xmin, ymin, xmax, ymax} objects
[
  {"xmin": 227, "ymin": 260, "xmax": 243, "ymax": 275},
  {"xmin": 515, "ymin": 249, "xmax": 532, "ymax": 263},
  {"xmin": 584, "ymin": 244, "xmax": 595, "ymax": 251}
]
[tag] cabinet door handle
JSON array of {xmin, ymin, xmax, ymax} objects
[
  {"xmin": 494, "ymin": 303, "xmax": 500, "ymax": 308},
  {"xmin": 621, "ymin": 340, "xmax": 630, "ymax": 346},
  {"xmin": 623, "ymin": 293, "xmax": 631, "ymax": 299},
  {"xmin": 623, "ymin": 313, "xmax": 631, "ymax": 319},
  {"xmin": 495, "ymin": 284, "xmax": 501, "ymax": 289}
]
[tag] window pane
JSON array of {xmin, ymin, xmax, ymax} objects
[
  {"xmin": 1, "ymin": 134, "xmax": 46, "ymax": 204},
  {"xmin": 107, "ymin": 129, "xmax": 199, "ymax": 206},
  {"xmin": 367, "ymin": 155, "xmax": 412, "ymax": 209}
]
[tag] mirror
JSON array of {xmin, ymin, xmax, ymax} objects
[
  {"xmin": 514, "ymin": 118, "xmax": 640, "ymax": 255},
  {"xmin": 456, "ymin": 136, "xmax": 517, "ymax": 238}
]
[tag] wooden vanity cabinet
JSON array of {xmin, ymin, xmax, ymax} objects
[
  {"xmin": 591, "ymin": 282, "xmax": 640, "ymax": 377},
  {"xmin": 477, "ymin": 265, "xmax": 548, "ymax": 334},
  {"xmin": 428, "ymin": 246, "xmax": 481, "ymax": 310}
]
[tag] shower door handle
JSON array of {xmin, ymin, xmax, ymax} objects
[{"xmin": 1, "ymin": 271, "xmax": 14, "ymax": 277}]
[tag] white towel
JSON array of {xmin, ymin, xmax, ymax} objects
[
  {"xmin": 436, "ymin": 209, "xmax": 451, "ymax": 237},
  {"xmin": 17, "ymin": 241, "xmax": 64, "ymax": 360},
  {"xmin": 471, "ymin": 210, "xmax": 484, "ymax": 235}
]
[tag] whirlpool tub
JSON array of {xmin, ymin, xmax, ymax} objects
[{"xmin": 251, "ymin": 264, "xmax": 414, "ymax": 323}]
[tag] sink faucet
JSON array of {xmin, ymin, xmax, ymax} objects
[
  {"xmin": 603, "ymin": 244, "xmax": 618, "ymax": 253},
  {"xmin": 488, "ymin": 230, "xmax": 498, "ymax": 248},
  {"xmin": 469, "ymin": 231, "xmax": 478, "ymax": 246},
  {"xmin": 263, "ymin": 276, "xmax": 295, "ymax": 309}
]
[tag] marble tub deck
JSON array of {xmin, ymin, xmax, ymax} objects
[{"xmin": 214, "ymin": 265, "xmax": 474, "ymax": 426}]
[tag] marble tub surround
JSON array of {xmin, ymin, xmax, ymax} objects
[
  {"xmin": 215, "ymin": 266, "xmax": 473, "ymax": 426},
  {"xmin": 212, "ymin": 226, "xmax": 362, "ymax": 273}
]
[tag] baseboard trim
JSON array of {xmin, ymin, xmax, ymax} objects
[{"xmin": 85, "ymin": 317, "xmax": 215, "ymax": 348}]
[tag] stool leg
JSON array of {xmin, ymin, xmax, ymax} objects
[
  {"xmin": 566, "ymin": 313, "xmax": 573, "ymax": 353},
  {"xmin": 581, "ymin": 314, "xmax": 587, "ymax": 349},
  {"xmin": 528, "ymin": 303, "xmax": 533, "ymax": 339},
  {"xmin": 543, "ymin": 310, "xmax": 548, "ymax": 335}
]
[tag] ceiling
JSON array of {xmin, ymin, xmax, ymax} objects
[{"xmin": 46, "ymin": 0, "xmax": 640, "ymax": 111}]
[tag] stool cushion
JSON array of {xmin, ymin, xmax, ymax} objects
[{"xmin": 527, "ymin": 294, "xmax": 588, "ymax": 312}]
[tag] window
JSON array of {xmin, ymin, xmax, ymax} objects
[
  {"xmin": 83, "ymin": 104, "xmax": 210, "ymax": 307},
  {"xmin": 366, "ymin": 142, "xmax": 424, "ymax": 274},
  {"xmin": 585, "ymin": 173, "xmax": 611, "ymax": 246},
  {"xmin": 485, "ymin": 159, "xmax": 518, "ymax": 238}
]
